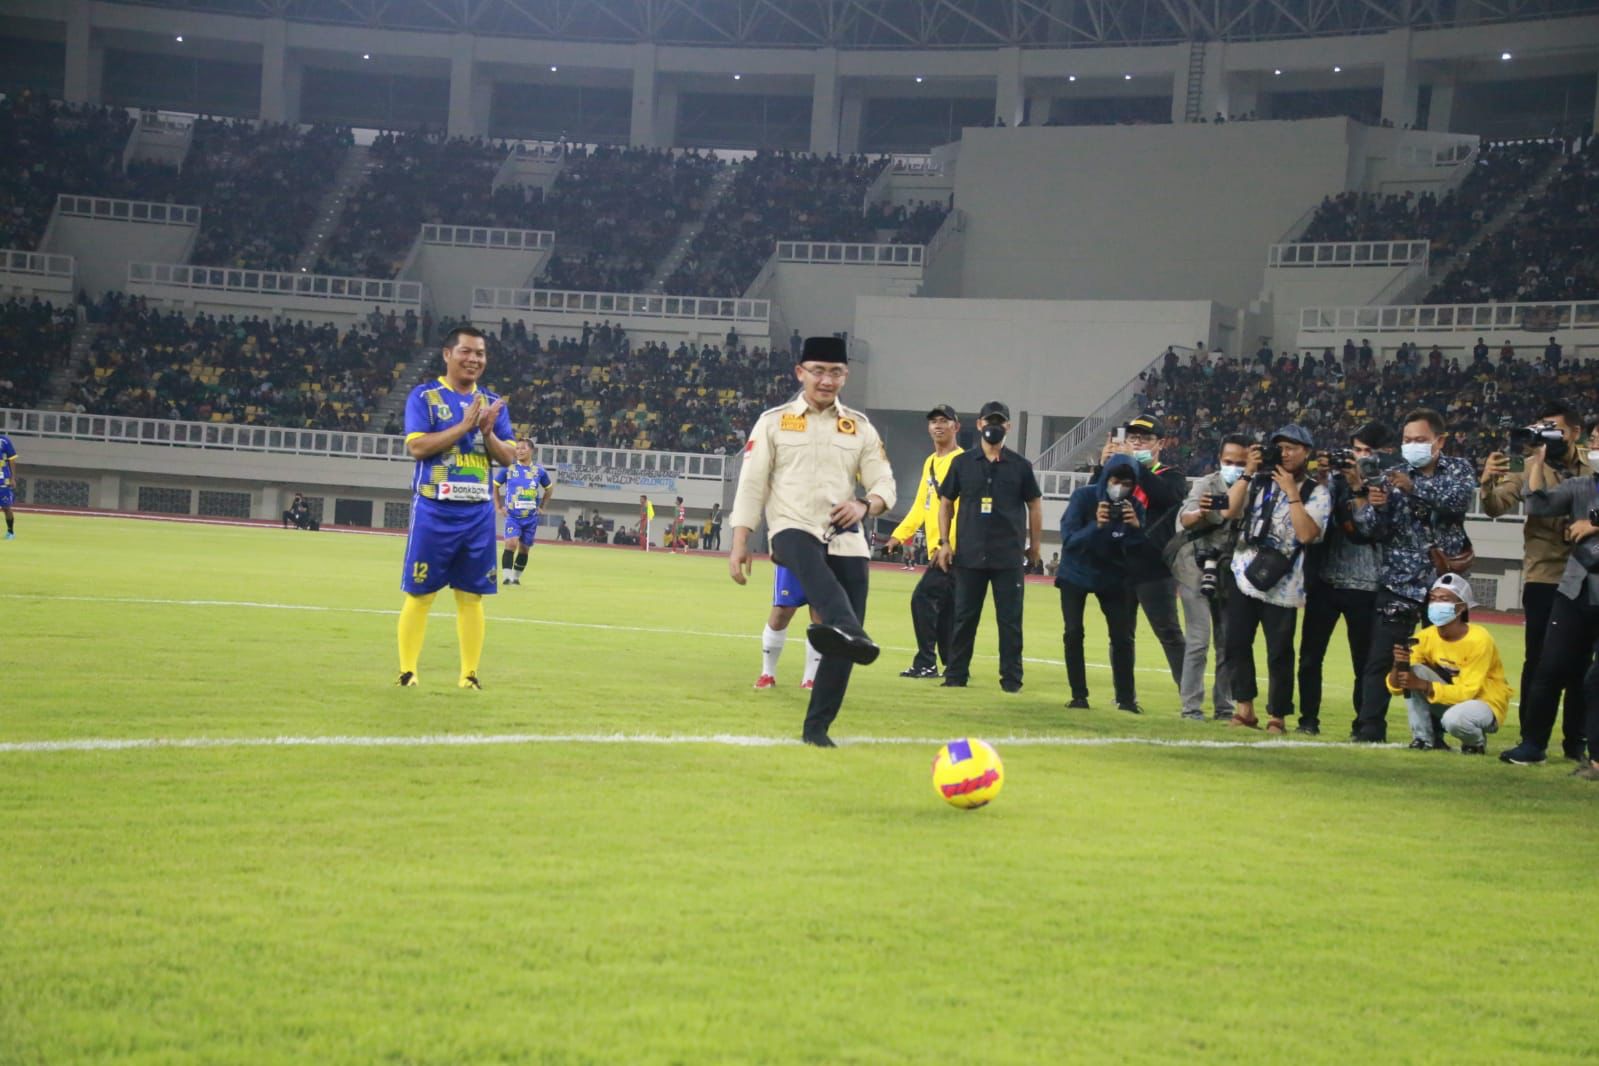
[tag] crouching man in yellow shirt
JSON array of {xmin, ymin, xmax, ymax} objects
[{"xmin": 1388, "ymin": 573, "xmax": 1512, "ymax": 754}]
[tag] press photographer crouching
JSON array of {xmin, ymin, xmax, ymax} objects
[
  {"xmin": 1297, "ymin": 422, "xmax": 1393, "ymax": 737},
  {"xmin": 1350, "ymin": 409, "xmax": 1476, "ymax": 744},
  {"xmin": 1223, "ymin": 425, "xmax": 1330, "ymax": 733},
  {"xmin": 1168, "ymin": 434, "xmax": 1251, "ymax": 722},
  {"xmin": 1500, "ymin": 417, "xmax": 1599, "ymax": 776},
  {"xmin": 1481, "ymin": 402, "xmax": 1591, "ymax": 764}
]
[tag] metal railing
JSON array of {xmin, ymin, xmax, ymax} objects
[
  {"xmin": 0, "ymin": 249, "xmax": 74, "ymax": 277},
  {"xmin": 775, "ymin": 241, "xmax": 924, "ymax": 267},
  {"xmin": 57, "ymin": 194, "xmax": 200, "ymax": 227},
  {"xmin": 474, "ymin": 287, "xmax": 769, "ymax": 326},
  {"xmin": 533, "ymin": 444, "xmax": 726, "ymax": 481},
  {"xmin": 421, "ymin": 224, "xmax": 554, "ymax": 251},
  {"xmin": 1395, "ymin": 139, "xmax": 1478, "ymax": 168},
  {"xmin": 1301, "ymin": 300, "xmax": 1599, "ymax": 335},
  {"xmin": 1270, "ymin": 240, "xmax": 1428, "ymax": 269},
  {"xmin": 1033, "ymin": 347, "xmax": 1184, "ymax": 471},
  {"xmin": 890, "ymin": 154, "xmax": 943, "ymax": 175},
  {"xmin": 129, "ymin": 262, "xmax": 424, "ymax": 306}
]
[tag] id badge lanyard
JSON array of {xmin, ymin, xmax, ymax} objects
[{"xmin": 980, "ymin": 456, "xmax": 998, "ymax": 516}]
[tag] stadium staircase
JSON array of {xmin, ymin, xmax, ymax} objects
[
  {"xmin": 40, "ymin": 319, "xmax": 102, "ymax": 410},
  {"xmin": 293, "ymin": 144, "xmax": 372, "ymax": 274},
  {"xmin": 370, "ymin": 342, "xmax": 434, "ymax": 429},
  {"xmin": 642, "ymin": 166, "xmax": 739, "ymax": 293},
  {"xmin": 1183, "ymin": 42, "xmax": 1206, "ymax": 124}
]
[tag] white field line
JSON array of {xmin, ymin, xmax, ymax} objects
[
  {"xmin": 0, "ymin": 732, "xmax": 1401, "ymax": 755},
  {"xmin": 0, "ymin": 592, "xmax": 1173, "ymax": 675}
]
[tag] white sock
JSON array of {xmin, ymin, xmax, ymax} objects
[
  {"xmin": 803, "ymin": 636, "xmax": 822, "ymax": 685},
  {"xmin": 761, "ymin": 625, "xmax": 786, "ymax": 678}
]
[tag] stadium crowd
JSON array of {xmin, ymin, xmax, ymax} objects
[
  {"xmin": 0, "ymin": 297, "xmax": 77, "ymax": 408},
  {"xmin": 0, "ymin": 94, "xmax": 136, "ymax": 249},
  {"xmin": 64, "ymin": 294, "xmax": 415, "ymax": 429},
  {"xmin": 865, "ymin": 198, "xmax": 951, "ymax": 244}
]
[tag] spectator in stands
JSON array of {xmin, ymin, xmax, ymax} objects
[{"xmin": 0, "ymin": 298, "xmax": 76, "ymax": 409}]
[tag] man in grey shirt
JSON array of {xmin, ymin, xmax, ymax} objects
[
  {"xmin": 1502, "ymin": 419, "xmax": 1599, "ymax": 773},
  {"xmin": 1169, "ymin": 434, "xmax": 1250, "ymax": 721}
]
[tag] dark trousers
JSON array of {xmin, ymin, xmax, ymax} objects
[
  {"xmin": 909, "ymin": 564, "xmax": 956, "ymax": 670},
  {"xmin": 1297, "ymin": 579, "xmax": 1376, "ymax": 730},
  {"xmin": 1224, "ymin": 591, "xmax": 1299, "ymax": 716},
  {"xmin": 1060, "ymin": 581, "xmax": 1136, "ymax": 703},
  {"xmin": 1521, "ymin": 581, "xmax": 1588, "ymax": 755},
  {"xmin": 1128, "ymin": 576, "xmax": 1185, "ymax": 684},
  {"xmin": 1355, "ymin": 591, "xmax": 1421, "ymax": 742},
  {"xmin": 770, "ymin": 530, "xmax": 870, "ymax": 738},
  {"xmin": 945, "ymin": 565, "xmax": 1026, "ymax": 687},
  {"xmin": 1520, "ymin": 592, "xmax": 1599, "ymax": 755}
]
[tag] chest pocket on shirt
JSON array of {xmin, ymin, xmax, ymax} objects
[{"xmin": 830, "ymin": 435, "xmax": 864, "ymax": 463}]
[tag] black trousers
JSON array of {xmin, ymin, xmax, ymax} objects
[
  {"xmin": 1059, "ymin": 580, "xmax": 1136, "ymax": 703},
  {"xmin": 1355, "ymin": 591, "xmax": 1421, "ymax": 742},
  {"xmin": 1224, "ymin": 591, "xmax": 1299, "ymax": 717},
  {"xmin": 1520, "ymin": 592, "xmax": 1599, "ymax": 754},
  {"xmin": 1127, "ymin": 577, "xmax": 1185, "ymax": 684},
  {"xmin": 1521, "ymin": 581, "xmax": 1588, "ymax": 754},
  {"xmin": 945, "ymin": 565, "xmax": 1026, "ymax": 687},
  {"xmin": 770, "ymin": 530, "xmax": 870, "ymax": 738},
  {"xmin": 1297, "ymin": 579, "xmax": 1375, "ymax": 729},
  {"xmin": 908, "ymin": 564, "xmax": 956, "ymax": 670}
]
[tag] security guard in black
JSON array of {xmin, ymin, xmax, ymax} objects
[{"xmin": 935, "ymin": 401, "xmax": 1043, "ymax": 691}]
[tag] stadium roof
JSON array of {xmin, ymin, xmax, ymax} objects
[{"xmin": 102, "ymin": 0, "xmax": 1599, "ymax": 48}]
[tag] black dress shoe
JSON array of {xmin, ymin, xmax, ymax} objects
[
  {"xmin": 1115, "ymin": 701, "xmax": 1143, "ymax": 714},
  {"xmin": 807, "ymin": 623, "xmax": 880, "ymax": 665},
  {"xmin": 802, "ymin": 733, "xmax": 837, "ymax": 748},
  {"xmin": 940, "ymin": 678, "xmax": 967, "ymax": 688},
  {"xmin": 1066, "ymin": 697, "xmax": 1090, "ymax": 709},
  {"xmin": 1001, "ymin": 682, "xmax": 1022, "ymax": 694}
]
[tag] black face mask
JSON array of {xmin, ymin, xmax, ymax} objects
[{"xmin": 981, "ymin": 424, "xmax": 1006, "ymax": 445}]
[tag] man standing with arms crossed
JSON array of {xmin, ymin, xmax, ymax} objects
[
  {"xmin": 396, "ymin": 326, "xmax": 516, "ymax": 689},
  {"xmin": 728, "ymin": 336, "xmax": 896, "ymax": 747},
  {"xmin": 935, "ymin": 401, "xmax": 1043, "ymax": 693},
  {"xmin": 886, "ymin": 404, "xmax": 964, "ymax": 679}
]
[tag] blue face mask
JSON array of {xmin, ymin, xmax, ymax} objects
[
  {"xmin": 1132, "ymin": 448, "xmax": 1154, "ymax": 466},
  {"xmin": 1402, "ymin": 442, "xmax": 1434, "ymax": 467},
  {"xmin": 1426, "ymin": 602, "xmax": 1459, "ymax": 627},
  {"xmin": 1219, "ymin": 463, "xmax": 1245, "ymax": 486}
]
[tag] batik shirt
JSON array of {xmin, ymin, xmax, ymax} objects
[{"xmin": 1352, "ymin": 454, "xmax": 1475, "ymax": 603}]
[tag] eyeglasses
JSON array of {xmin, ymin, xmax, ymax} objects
[{"xmin": 800, "ymin": 365, "xmax": 849, "ymax": 380}]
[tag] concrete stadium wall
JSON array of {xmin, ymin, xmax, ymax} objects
[
  {"xmin": 765, "ymin": 261, "xmax": 923, "ymax": 341},
  {"xmin": 44, "ymin": 216, "xmax": 197, "ymax": 298},
  {"xmin": 952, "ymin": 120, "xmax": 1359, "ymax": 313},
  {"xmin": 406, "ymin": 243, "xmax": 550, "ymax": 322},
  {"xmin": 853, "ymin": 295, "xmax": 1222, "ymax": 421},
  {"xmin": 1260, "ymin": 263, "xmax": 1413, "ymax": 353}
]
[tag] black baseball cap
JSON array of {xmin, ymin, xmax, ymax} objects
[
  {"xmin": 926, "ymin": 404, "xmax": 958, "ymax": 421},
  {"xmin": 978, "ymin": 401, "xmax": 1010, "ymax": 421},
  {"xmin": 1124, "ymin": 413, "xmax": 1161, "ymax": 435}
]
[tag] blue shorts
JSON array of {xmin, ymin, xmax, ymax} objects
[
  {"xmin": 0, "ymin": 487, "xmax": 11, "ymax": 509},
  {"xmin": 503, "ymin": 512, "xmax": 539, "ymax": 544},
  {"xmin": 402, "ymin": 497, "xmax": 499, "ymax": 596},
  {"xmin": 772, "ymin": 564, "xmax": 808, "ymax": 608}
]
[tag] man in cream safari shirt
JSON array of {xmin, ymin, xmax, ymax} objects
[{"xmin": 728, "ymin": 336, "xmax": 897, "ymax": 747}]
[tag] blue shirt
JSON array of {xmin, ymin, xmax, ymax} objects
[
  {"xmin": 404, "ymin": 378, "xmax": 514, "ymax": 505},
  {"xmin": 0, "ymin": 435, "xmax": 14, "ymax": 488},
  {"xmin": 495, "ymin": 462, "xmax": 551, "ymax": 516}
]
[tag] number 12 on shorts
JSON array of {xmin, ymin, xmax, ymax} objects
[{"xmin": 412, "ymin": 562, "xmax": 428, "ymax": 583}]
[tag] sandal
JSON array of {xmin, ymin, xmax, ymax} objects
[
  {"xmin": 1265, "ymin": 718, "xmax": 1286, "ymax": 735},
  {"xmin": 1230, "ymin": 712, "xmax": 1261, "ymax": 729}
]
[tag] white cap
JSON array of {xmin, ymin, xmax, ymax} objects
[{"xmin": 1430, "ymin": 572, "xmax": 1477, "ymax": 610}]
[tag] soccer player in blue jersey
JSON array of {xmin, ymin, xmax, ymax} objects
[
  {"xmin": 397, "ymin": 326, "xmax": 517, "ymax": 689},
  {"xmin": 754, "ymin": 564, "xmax": 822, "ymax": 690},
  {"xmin": 494, "ymin": 438, "xmax": 553, "ymax": 586},
  {"xmin": 0, "ymin": 433, "xmax": 17, "ymax": 539}
]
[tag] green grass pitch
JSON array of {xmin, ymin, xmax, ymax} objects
[{"xmin": 1, "ymin": 513, "xmax": 1594, "ymax": 1064}]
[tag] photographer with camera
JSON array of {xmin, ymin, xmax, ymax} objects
[
  {"xmin": 1481, "ymin": 402, "xmax": 1590, "ymax": 764},
  {"xmin": 1499, "ymin": 416, "xmax": 1599, "ymax": 773},
  {"xmin": 1056, "ymin": 454, "xmax": 1149, "ymax": 712},
  {"xmin": 1168, "ymin": 434, "xmax": 1251, "ymax": 722},
  {"xmin": 1222, "ymin": 425, "xmax": 1330, "ymax": 733},
  {"xmin": 1350, "ymin": 409, "xmax": 1476, "ymax": 744},
  {"xmin": 1297, "ymin": 423, "xmax": 1393, "ymax": 737}
]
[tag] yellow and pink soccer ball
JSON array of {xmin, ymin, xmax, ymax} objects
[{"xmin": 931, "ymin": 738, "xmax": 1004, "ymax": 809}]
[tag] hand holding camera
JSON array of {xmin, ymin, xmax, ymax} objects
[
  {"xmin": 1200, "ymin": 492, "xmax": 1229, "ymax": 513},
  {"xmin": 1481, "ymin": 451, "xmax": 1511, "ymax": 483}
]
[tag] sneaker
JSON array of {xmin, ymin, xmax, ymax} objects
[
  {"xmin": 1213, "ymin": 710, "xmax": 1234, "ymax": 722},
  {"xmin": 396, "ymin": 671, "xmax": 418, "ymax": 687},
  {"xmin": 458, "ymin": 673, "xmax": 482, "ymax": 690},
  {"xmin": 1461, "ymin": 744, "xmax": 1486, "ymax": 755},
  {"xmin": 502, "ymin": 573, "xmax": 513, "ymax": 585},
  {"xmin": 1067, "ymin": 697, "xmax": 1090, "ymax": 709},
  {"xmin": 1430, "ymin": 736, "xmax": 1453, "ymax": 752},
  {"xmin": 1116, "ymin": 701, "xmax": 1143, "ymax": 715},
  {"xmin": 800, "ymin": 679, "xmax": 814, "ymax": 690},
  {"xmin": 1563, "ymin": 744, "xmax": 1589, "ymax": 764},
  {"xmin": 1180, "ymin": 710, "xmax": 1206, "ymax": 721},
  {"xmin": 1294, "ymin": 721, "xmax": 1320, "ymax": 736},
  {"xmin": 753, "ymin": 674, "xmax": 777, "ymax": 690},
  {"xmin": 509, "ymin": 573, "xmax": 521, "ymax": 585},
  {"xmin": 1407, "ymin": 738, "xmax": 1430, "ymax": 750},
  {"xmin": 3, "ymin": 531, "xmax": 12, "ymax": 540},
  {"xmin": 1498, "ymin": 743, "xmax": 1548, "ymax": 765},
  {"xmin": 899, "ymin": 665, "xmax": 940, "ymax": 679}
]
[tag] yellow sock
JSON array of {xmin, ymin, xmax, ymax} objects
[
  {"xmin": 397, "ymin": 592, "xmax": 435, "ymax": 676},
  {"xmin": 455, "ymin": 590, "xmax": 485, "ymax": 682}
]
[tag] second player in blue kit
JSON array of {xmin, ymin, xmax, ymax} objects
[{"xmin": 495, "ymin": 439, "xmax": 554, "ymax": 586}]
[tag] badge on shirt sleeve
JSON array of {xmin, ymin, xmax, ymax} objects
[
  {"xmin": 837, "ymin": 417, "xmax": 857, "ymax": 435},
  {"xmin": 780, "ymin": 414, "xmax": 807, "ymax": 432}
]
